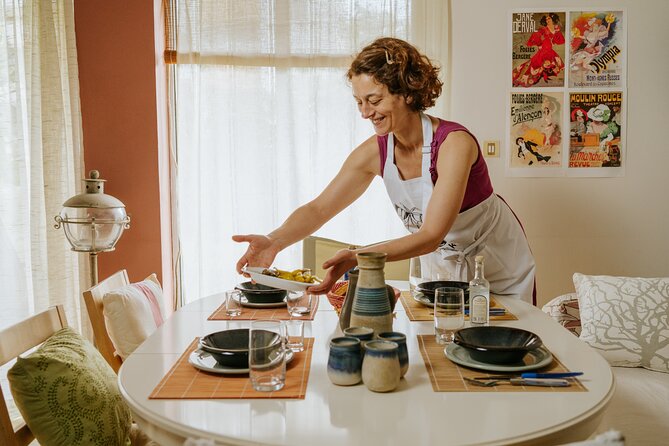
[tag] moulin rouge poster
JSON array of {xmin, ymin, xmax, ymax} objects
[{"xmin": 569, "ymin": 92, "xmax": 623, "ymax": 168}]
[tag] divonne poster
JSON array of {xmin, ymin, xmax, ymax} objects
[{"xmin": 509, "ymin": 92, "xmax": 563, "ymax": 169}]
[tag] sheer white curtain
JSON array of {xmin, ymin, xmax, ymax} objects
[
  {"xmin": 0, "ymin": 0, "xmax": 85, "ymax": 331},
  {"xmin": 173, "ymin": 0, "xmax": 449, "ymax": 304}
]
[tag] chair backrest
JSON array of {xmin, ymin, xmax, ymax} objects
[
  {"xmin": 83, "ymin": 269, "xmax": 129, "ymax": 373},
  {"xmin": 0, "ymin": 305, "xmax": 68, "ymax": 446},
  {"xmin": 302, "ymin": 236, "xmax": 410, "ymax": 281}
]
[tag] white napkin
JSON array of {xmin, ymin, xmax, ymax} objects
[{"xmin": 561, "ymin": 430, "xmax": 625, "ymax": 446}]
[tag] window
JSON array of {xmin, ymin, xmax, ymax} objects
[
  {"xmin": 0, "ymin": 1, "xmax": 84, "ymax": 332},
  {"xmin": 169, "ymin": 0, "xmax": 449, "ymax": 304}
]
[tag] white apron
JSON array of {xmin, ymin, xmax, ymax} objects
[{"xmin": 383, "ymin": 114, "xmax": 536, "ymax": 303}]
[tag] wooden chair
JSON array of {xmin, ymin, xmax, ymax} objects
[
  {"xmin": 302, "ymin": 236, "xmax": 410, "ymax": 281},
  {"xmin": 83, "ymin": 270, "xmax": 162, "ymax": 373},
  {"xmin": 0, "ymin": 305, "xmax": 68, "ymax": 446},
  {"xmin": 83, "ymin": 270, "xmax": 129, "ymax": 373}
]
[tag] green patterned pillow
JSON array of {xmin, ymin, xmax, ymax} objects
[
  {"xmin": 573, "ymin": 273, "xmax": 669, "ymax": 373},
  {"xmin": 7, "ymin": 327, "xmax": 132, "ymax": 446}
]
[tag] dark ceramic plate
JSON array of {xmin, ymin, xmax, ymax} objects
[
  {"xmin": 189, "ymin": 348, "xmax": 294, "ymax": 375},
  {"xmin": 453, "ymin": 326, "xmax": 543, "ymax": 364},
  {"xmin": 416, "ymin": 281, "xmax": 470, "ymax": 304},
  {"xmin": 235, "ymin": 281, "xmax": 287, "ymax": 304},
  {"xmin": 199, "ymin": 328, "xmax": 281, "ymax": 368}
]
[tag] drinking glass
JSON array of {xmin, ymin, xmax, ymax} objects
[
  {"xmin": 225, "ymin": 290, "xmax": 242, "ymax": 317},
  {"xmin": 431, "ymin": 270, "xmax": 452, "ymax": 281},
  {"xmin": 286, "ymin": 292, "xmax": 313, "ymax": 317},
  {"xmin": 434, "ymin": 287, "xmax": 464, "ymax": 344},
  {"xmin": 409, "ymin": 257, "xmax": 422, "ymax": 297},
  {"xmin": 249, "ymin": 320, "xmax": 286, "ymax": 392},
  {"xmin": 283, "ymin": 320, "xmax": 305, "ymax": 352}
]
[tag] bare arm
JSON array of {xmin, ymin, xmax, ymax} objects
[
  {"xmin": 309, "ymin": 131, "xmax": 478, "ymax": 292},
  {"xmin": 234, "ymin": 136, "xmax": 380, "ymax": 273}
]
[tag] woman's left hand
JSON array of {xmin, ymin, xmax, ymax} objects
[{"xmin": 306, "ymin": 248, "xmax": 358, "ymax": 294}]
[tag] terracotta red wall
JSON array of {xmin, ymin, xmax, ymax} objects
[{"xmin": 74, "ymin": 1, "xmax": 168, "ymax": 290}]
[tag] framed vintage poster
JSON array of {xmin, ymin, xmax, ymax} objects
[
  {"xmin": 568, "ymin": 11, "xmax": 625, "ymax": 89},
  {"xmin": 511, "ymin": 12, "xmax": 567, "ymax": 88},
  {"xmin": 508, "ymin": 91, "xmax": 564, "ymax": 176},
  {"xmin": 568, "ymin": 91, "xmax": 624, "ymax": 174}
]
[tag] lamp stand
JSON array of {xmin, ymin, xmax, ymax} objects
[{"xmin": 89, "ymin": 252, "xmax": 99, "ymax": 286}]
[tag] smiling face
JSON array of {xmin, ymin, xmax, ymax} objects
[{"xmin": 351, "ymin": 74, "xmax": 413, "ymax": 136}]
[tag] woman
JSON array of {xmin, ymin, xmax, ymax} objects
[{"xmin": 234, "ymin": 38, "xmax": 536, "ymax": 303}]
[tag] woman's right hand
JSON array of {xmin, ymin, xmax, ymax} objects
[{"xmin": 232, "ymin": 234, "xmax": 281, "ymax": 275}]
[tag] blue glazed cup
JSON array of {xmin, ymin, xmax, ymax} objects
[
  {"xmin": 327, "ymin": 337, "xmax": 363, "ymax": 386},
  {"xmin": 378, "ymin": 331, "xmax": 408, "ymax": 378}
]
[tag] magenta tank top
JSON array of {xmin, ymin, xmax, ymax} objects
[{"xmin": 377, "ymin": 119, "xmax": 493, "ymax": 213}]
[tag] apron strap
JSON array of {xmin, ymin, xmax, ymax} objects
[{"xmin": 420, "ymin": 113, "xmax": 434, "ymax": 213}]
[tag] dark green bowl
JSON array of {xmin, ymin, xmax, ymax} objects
[
  {"xmin": 199, "ymin": 328, "xmax": 281, "ymax": 368},
  {"xmin": 453, "ymin": 326, "xmax": 543, "ymax": 364},
  {"xmin": 235, "ymin": 281, "xmax": 287, "ymax": 303},
  {"xmin": 417, "ymin": 280, "xmax": 469, "ymax": 304}
]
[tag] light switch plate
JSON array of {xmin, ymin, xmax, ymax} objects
[{"xmin": 483, "ymin": 140, "xmax": 500, "ymax": 157}]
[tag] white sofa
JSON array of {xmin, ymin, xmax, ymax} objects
[{"xmin": 543, "ymin": 289, "xmax": 669, "ymax": 446}]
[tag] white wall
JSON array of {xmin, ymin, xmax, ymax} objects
[{"xmin": 450, "ymin": 0, "xmax": 669, "ymax": 306}]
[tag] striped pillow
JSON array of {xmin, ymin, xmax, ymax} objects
[
  {"xmin": 103, "ymin": 274, "xmax": 165, "ymax": 360},
  {"xmin": 541, "ymin": 293, "xmax": 581, "ymax": 336}
]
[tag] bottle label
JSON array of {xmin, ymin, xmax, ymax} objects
[{"xmin": 470, "ymin": 295, "xmax": 487, "ymax": 324}]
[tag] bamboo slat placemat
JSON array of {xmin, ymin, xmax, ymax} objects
[
  {"xmin": 208, "ymin": 295, "xmax": 319, "ymax": 321},
  {"xmin": 417, "ymin": 334, "xmax": 587, "ymax": 392},
  {"xmin": 150, "ymin": 338, "xmax": 314, "ymax": 399},
  {"xmin": 400, "ymin": 292, "xmax": 517, "ymax": 321}
]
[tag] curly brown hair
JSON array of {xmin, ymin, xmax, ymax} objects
[{"xmin": 347, "ymin": 37, "xmax": 443, "ymax": 112}]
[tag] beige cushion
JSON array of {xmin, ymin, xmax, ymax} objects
[
  {"xmin": 573, "ymin": 273, "xmax": 669, "ymax": 372},
  {"xmin": 103, "ymin": 274, "xmax": 166, "ymax": 359}
]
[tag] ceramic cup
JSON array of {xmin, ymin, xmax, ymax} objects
[
  {"xmin": 378, "ymin": 331, "xmax": 408, "ymax": 378},
  {"xmin": 327, "ymin": 337, "xmax": 363, "ymax": 386},
  {"xmin": 343, "ymin": 326, "xmax": 374, "ymax": 347},
  {"xmin": 361, "ymin": 340, "xmax": 400, "ymax": 392}
]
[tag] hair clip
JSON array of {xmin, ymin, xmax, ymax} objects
[{"xmin": 384, "ymin": 50, "xmax": 395, "ymax": 65}]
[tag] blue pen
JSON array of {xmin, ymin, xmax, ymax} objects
[
  {"xmin": 464, "ymin": 308, "xmax": 506, "ymax": 315},
  {"xmin": 520, "ymin": 372, "xmax": 583, "ymax": 379}
]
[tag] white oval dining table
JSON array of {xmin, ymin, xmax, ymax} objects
[{"xmin": 118, "ymin": 282, "xmax": 614, "ymax": 446}]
